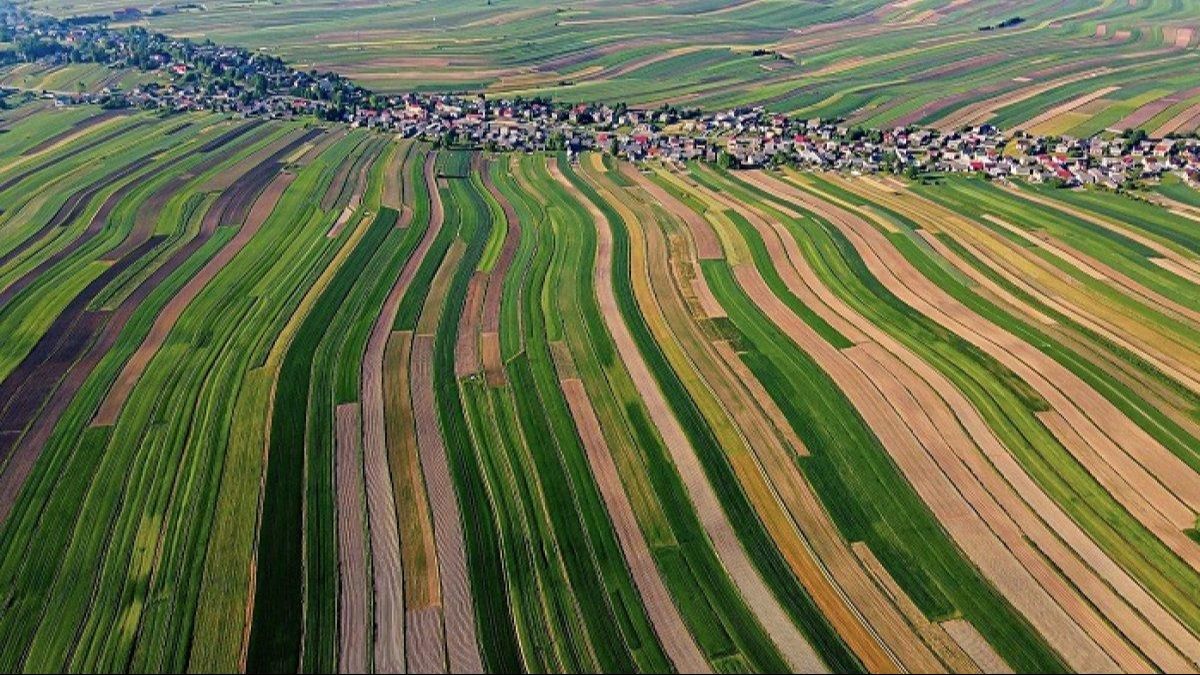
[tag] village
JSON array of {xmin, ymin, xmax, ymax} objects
[
  {"xmin": 337, "ymin": 95, "xmax": 1200, "ymax": 191},
  {"xmin": 4, "ymin": 2, "xmax": 1200, "ymax": 191}
]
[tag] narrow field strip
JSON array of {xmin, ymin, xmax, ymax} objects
[
  {"xmin": 93, "ymin": 161, "xmax": 302, "ymax": 426},
  {"xmin": 559, "ymin": 376, "xmax": 711, "ymax": 673},
  {"xmin": 335, "ymin": 402, "xmax": 370, "ymax": 673},
  {"xmin": 357, "ymin": 144, "xmax": 432, "ymax": 674},
  {"xmin": 407, "ymin": 156, "xmax": 486, "ymax": 673}
]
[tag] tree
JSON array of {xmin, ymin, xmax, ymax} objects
[{"xmin": 716, "ymin": 150, "xmax": 736, "ymax": 169}]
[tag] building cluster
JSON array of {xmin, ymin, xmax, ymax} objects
[
  {"xmin": 4, "ymin": 2, "xmax": 1200, "ymax": 190},
  {"xmin": 689, "ymin": 118, "xmax": 1200, "ymax": 189}
]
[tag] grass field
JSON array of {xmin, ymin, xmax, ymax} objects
[{"xmin": 1, "ymin": 87, "xmax": 1200, "ymax": 674}]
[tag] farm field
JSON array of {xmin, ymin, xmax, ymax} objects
[
  {"xmin": 1, "ymin": 96, "xmax": 1200, "ymax": 673},
  {"xmin": 21, "ymin": 0, "xmax": 1200, "ymax": 133},
  {"xmin": 0, "ymin": 61, "xmax": 163, "ymax": 94}
]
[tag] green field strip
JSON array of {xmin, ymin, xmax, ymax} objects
[
  {"xmin": 461, "ymin": 373, "xmax": 582, "ymax": 672},
  {"xmin": 0, "ymin": 222, "xmax": 242, "ymax": 670},
  {"xmin": 1155, "ymin": 174, "xmax": 1200, "ymax": 209},
  {"xmin": 0, "ymin": 118, "xmax": 189, "ymax": 289},
  {"xmin": 0, "ymin": 105, "xmax": 97, "ymax": 159},
  {"xmin": 392, "ymin": 157, "xmax": 466, "ymax": 332},
  {"xmin": 475, "ymin": 160, "xmax": 510, "ymax": 274},
  {"xmin": 488, "ymin": 158, "xmax": 538, "ymax": 362},
  {"xmin": 1024, "ymin": 181, "xmax": 1200, "ymax": 257},
  {"xmin": 0, "ymin": 120, "xmax": 289, "ymax": 386},
  {"xmin": 699, "ymin": 255, "xmax": 1068, "ymax": 674},
  {"xmin": 934, "ymin": 179, "xmax": 1200, "ymax": 320},
  {"xmin": 906, "ymin": 186, "xmax": 1200, "ymax": 453},
  {"xmin": 926, "ymin": 227, "xmax": 1200, "ymax": 470},
  {"xmin": 489, "ymin": 169, "xmax": 582, "ymax": 670},
  {"xmin": 476, "ymin": 170, "xmax": 602, "ymax": 672},
  {"xmin": 587, "ymin": 161, "xmax": 885, "ymax": 671},
  {"xmin": 299, "ymin": 209, "xmax": 408, "ymax": 673},
  {"xmin": 730, "ymin": 171, "xmax": 1200, "ymax": 468}
]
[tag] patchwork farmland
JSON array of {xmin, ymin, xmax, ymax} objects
[
  {"xmin": 1, "ymin": 96, "xmax": 1199, "ymax": 673},
  {"xmin": 25, "ymin": 0, "xmax": 1200, "ymax": 134}
]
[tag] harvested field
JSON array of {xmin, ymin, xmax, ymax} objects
[
  {"xmin": 410, "ymin": 335, "xmax": 483, "ymax": 674},
  {"xmin": 943, "ymin": 620, "xmax": 1014, "ymax": 674},
  {"xmin": 356, "ymin": 144, "xmax": 429, "ymax": 674},
  {"xmin": 334, "ymin": 402, "xmax": 369, "ymax": 674},
  {"xmin": 453, "ymin": 272, "xmax": 486, "ymax": 377}
]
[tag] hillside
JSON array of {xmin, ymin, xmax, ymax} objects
[
  {"xmin": 22, "ymin": 0, "xmax": 1200, "ymax": 134},
  {"xmin": 0, "ymin": 99, "xmax": 1199, "ymax": 672},
  {"xmin": 2, "ymin": 2, "xmax": 1200, "ymax": 673}
]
